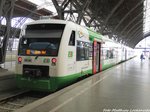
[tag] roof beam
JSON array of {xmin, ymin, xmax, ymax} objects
[
  {"xmin": 120, "ymin": 8, "xmax": 143, "ymax": 35},
  {"xmin": 101, "ymin": 0, "xmax": 124, "ymax": 32},
  {"xmin": 132, "ymin": 36, "xmax": 144, "ymax": 48},
  {"xmin": 61, "ymin": 0, "xmax": 70, "ymax": 10},
  {"xmin": 77, "ymin": 0, "xmax": 92, "ymax": 24},
  {"xmin": 120, "ymin": 25, "xmax": 143, "ymax": 45},
  {"xmin": 144, "ymin": 32, "xmax": 150, "ymax": 38},
  {"xmin": 126, "ymin": 20, "xmax": 143, "ymax": 37},
  {"xmin": 112, "ymin": 0, "xmax": 145, "ymax": 33},
  {"xmin": 51, "ymin": 0, "xmax": 64, "ymax": 19},
  {"xmin": 127, "ymin": 24, "xmax": 143, "ymax": 40},
  {"xmin": 63, "ymin": 10, "xmax": 78, "ymax": 13},
  {"xmin": 129, "ymin": 34, "xmax": 143, "ymax": 48},
  {"xmin": 127, "ymin": 28, "xmax": 143, "ymax": 44}
]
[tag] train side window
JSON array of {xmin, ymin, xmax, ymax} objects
[
  {"xmin": 76, "ymin": 41, "xmax": 90, "ymax": 61},
  {"xmin": 106, "ymin": 50, "xmax": 114, "ymax": 59},
  {"xmin": 89, "ymin": 43, "xmax": 93, "ymax": 57},
  {"xmin": 77, "ymin": 41, "xmax": 84, "ymax": 61},
  {"xmin": 84, "ymin": 43, "xmax": 89, "ymax": 60},
  {"xmin": 69, "ymin": 31, "xmax": 75, "ymax": 46}
]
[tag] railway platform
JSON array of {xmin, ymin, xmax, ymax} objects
[
  {"xmin": 0, "ymin": 66, "xmax": 14, "ymax": 76},
  {"xmin": 0, "ymin": 51, "xmax": 16, "ymax": 77},
  {"xmin": 15, "ymin": 57, "xmax": 150, "ymax": 112},
  {"xmin": 0, "ymin": 67, "xmax": 17, "ymax": 93},
  {"xmin": 0, "ymin": 55, "xmax": 16, "ymax": 93},
  {"xmin": 0, "ymin": 69, "xmax": 18, "ymax": 106}
]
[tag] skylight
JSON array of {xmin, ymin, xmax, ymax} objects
[{"xmin": 27, "ymin": 0, "xmax": 57, "ymax": 15}]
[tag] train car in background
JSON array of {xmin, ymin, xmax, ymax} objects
[{"xmin": 15, "ymin": 19, "xmax": 135, "ymax": 92}]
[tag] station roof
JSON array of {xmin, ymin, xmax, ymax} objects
[
  {"xmin": 11, "ymin": 0, "xmax": 145, "ymax": 48},
  {"xmin": 78, "ymin": 0, "xmax": 144, "ymax": 48},
  {"xmin": 14, "ymin": 0, "xmax": 53, "ymax": 20}
]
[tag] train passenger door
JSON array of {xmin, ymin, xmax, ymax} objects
[{"xmin": 93, "ymin": 41, "xmax": 101, "ymax": 74}]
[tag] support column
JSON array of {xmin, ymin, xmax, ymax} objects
[
  {"xmin": 51, "ymin": 0, "xmax": 64, "ymax": 20},
  {"xmin": 0, "ymin": 0, "xmax": 15, "ymax": 64}
]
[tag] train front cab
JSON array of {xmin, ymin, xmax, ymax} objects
[{"xmin": 15, "ymin": 22, "xmax": 67, "ymax": 92}]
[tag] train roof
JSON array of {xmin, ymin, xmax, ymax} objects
[
  {"xmin": 86, "ymin": 28, "xmax": 116, "ymax": 44},
  {"xmin": 24, "ymin": 19, "xmax": 123, "ymax": 46},
  {"xmin": 25, "ymin": 19, "xmax": 68, "ymax": 25}
]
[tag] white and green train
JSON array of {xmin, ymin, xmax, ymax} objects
[{"xmin": 16, "ymin": 19, "xmax": 134, "ymax": 92}]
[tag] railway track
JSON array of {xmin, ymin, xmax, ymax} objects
[{"xmin": 0, "ymin": 91, "xmax": 49, "ymax": 112}]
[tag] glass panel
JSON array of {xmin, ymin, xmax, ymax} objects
[
  {"xmin": 18, "ymin": 24, "xmax": 65, "ymax": 56},
  {"xmin": 68, "ymin": 31, "xmax": 75, "ymax": 46},
  {"xmin": 18, "ymin": 38, "xmax": 60, "ymax": 56},
  {"xmin": 76, "ymin": 41, "xmax": 90, "ymax": 61},
  {"xmin": 26, "ymin": 24, "xmax": 65, "ymax": 38}
]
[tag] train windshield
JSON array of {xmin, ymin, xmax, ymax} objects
[{"xmin": 18, "ymin": 24, "xmax": 65, "ymax": 56}]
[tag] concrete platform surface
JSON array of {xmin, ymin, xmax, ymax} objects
[
  {"xmin": 0, "ymin": 68, "xmax": 14, "ymax": 77},
  {"xmin": 0, "ymin": 61, "xmax": 15, "ymax": 72},
  {"xmin": 0, "ymin": 67, "xmax": 17, "ymax": 93},
  {"xmin": 15, "ymin": 57, "xmax": 150, "ymax": 112}
]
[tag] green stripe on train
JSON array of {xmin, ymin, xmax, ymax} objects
[
  {"xmin": 15, "ymin": 69, "xmax": 92, "ymax": 92},
  {"xmin": 87, "ymin": 29, "xmax": 103, "ymax": 41},
  {"xmin": 102, "ymin": 63, "xmax": 115, "ymax": 71}
]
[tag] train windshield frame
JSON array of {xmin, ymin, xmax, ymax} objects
[{"xmin": 18, "ymin": 24, "xmax": 65, "ymax": 56}]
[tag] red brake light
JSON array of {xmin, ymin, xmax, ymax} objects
[
  {"xmin": 51, "ymin": 58, "xmax": 57, "ymax": 63},
  {"xmin": 18, "ymin": 57, "xmax": 22, "ymax": 62}
]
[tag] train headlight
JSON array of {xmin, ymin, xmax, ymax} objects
[
  {"xmin": 18, "ymin": 57, "xmax": 22, "ymax": 63},
  {"xmin": 51, "ymin": 58, "xmax": 57, "ymax": 63},
  {"xmin": 51, "ymin": 58, "xmax": 57, "ymax": 66}
]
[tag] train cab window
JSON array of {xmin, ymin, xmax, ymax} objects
[
  {"xmin": 18, "ymin": 38, "xmax": 60, "ymax": 56},
  {"xmin": 18, "ymin": 24, "xmax": 65, "ymax": 56},
  {"xmin": 69, "ymin": 31, "xmax": 75, "ymax": 46}
]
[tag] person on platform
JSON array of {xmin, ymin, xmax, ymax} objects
[{"xmin": 140, "ymin": 53, "xmax": 144, "ymax": 61}]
